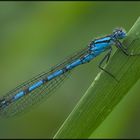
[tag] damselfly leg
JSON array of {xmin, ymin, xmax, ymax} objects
[
  {"xmin": 115, "ymin": 38, "xmax": 140, "ymax": 56},
  {"xmin": 98, "ymin": 48, "xmax": 119, "ymax": 82}
]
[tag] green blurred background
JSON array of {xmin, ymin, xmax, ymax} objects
[{"xmin": 0, "ymin": 1, "xmax": 140, "ymax": 138}]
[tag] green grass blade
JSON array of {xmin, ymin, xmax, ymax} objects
[{"xmin": 54, "ymin": 17, "xmax": 140, "ymax": 139}]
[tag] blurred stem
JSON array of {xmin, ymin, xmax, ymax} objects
[{"xmin": 54, "ymin": 17, "xmax": 140, "ymax": 138}]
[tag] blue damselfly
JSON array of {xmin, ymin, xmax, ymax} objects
[{"xmin": 0, "ymin": 28, "xmax": 138, "ymax": 117}]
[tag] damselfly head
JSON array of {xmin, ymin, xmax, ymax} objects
[{"xmin": 113, "ymin": 28, "xmax": 126, "ymax": 39}]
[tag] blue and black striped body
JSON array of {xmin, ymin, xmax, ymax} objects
[{"xmin": 0, "ymin": 29, "xmax": 126, "ymax": 117}]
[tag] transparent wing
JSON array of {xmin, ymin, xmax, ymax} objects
[
  {"xmin": 1, "ymin": 72, "xmax": 70, "ymax": 117},
  {"xmin": 0, "ymin": 46, "xmax": 89, "ymax": 117}
]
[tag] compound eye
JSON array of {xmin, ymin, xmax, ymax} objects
[{"xmin": 119, "ymin": 30, "xmax": 123, "ymax": 34}]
